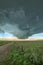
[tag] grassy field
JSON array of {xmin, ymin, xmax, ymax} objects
[
  {"xmin": 0, "ymin": 41, "xmax": 43, "ymax": 47},
  {"xmin": 15, "ymin": 41, "xmax": 43, "ymax": 49},
  {"xmin": 0, "ymin": 41, "xmax": 43, "ymax": 65},
  {"xmin": 0, "ymin": 41, "xmax": 12, "ymax": 46},
  {"xmin": 0, "ymin": 41, "xmax": 8, "ymax": 46}
]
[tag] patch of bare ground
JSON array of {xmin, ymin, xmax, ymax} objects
[{"xmin": 0, "ymin": 42, "xmax": 14, "ymax": 62}]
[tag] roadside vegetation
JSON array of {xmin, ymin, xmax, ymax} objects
[
  {"xmin": 0, "ymin": 41, "xmax": 12, "ymax": 46},
  {"xmin": 0, "ymin": 41, "xmax": 43, "ymax": 65}
]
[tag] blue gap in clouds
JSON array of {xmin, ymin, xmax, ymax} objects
[{"xmin": 0, "ymin": 33, "xmax": 14, "ymax": 38}]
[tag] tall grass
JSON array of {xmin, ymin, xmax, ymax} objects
[
  {"xmin": 1, "ymin": 44, "xmax": 43, "ymax": 65},
  {"xmin": 0, "ymin": 41, "xmax": 12, "ymax": 46}
]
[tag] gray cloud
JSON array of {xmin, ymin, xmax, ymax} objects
[
  {"xmin": 0, "ymin": 8, "xmax": 30, "ymax": 38},
  {"xmin": 0, "ymin": 6, "xmax": 43, "ymax": 38},
  {"xmin": 0, "ymin": 23, "xmax": 29, "ymax": 38}
]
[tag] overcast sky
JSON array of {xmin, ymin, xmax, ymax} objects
[{"xmin": 0, "ymin": 0, "xmax": 43, "ymax": 38}]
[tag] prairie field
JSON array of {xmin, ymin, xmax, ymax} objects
[{"xmin": 0, "ymin": 41, "xmax": 43, "ymax": 65}]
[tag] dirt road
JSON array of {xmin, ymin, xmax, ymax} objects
[{"xmin": 0, "ymin": 42, "xmax": 14, "ymax": 61}]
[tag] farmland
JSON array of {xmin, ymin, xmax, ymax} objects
[{"xmin": 0, "ymin": 41, "xmax": 43, "ymax": 65}]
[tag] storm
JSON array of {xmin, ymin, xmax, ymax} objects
[{"xmin": 0, "ymin": 0, "xmax": 43, "ymax": 38}]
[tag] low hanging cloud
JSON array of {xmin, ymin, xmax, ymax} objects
[
  {"xmin": 0, "ymin": 23, "xmax": 28, "ymax": 38},
  {"xmin": 0, "ymin": 8, "xmax": 43, "ymax": 39},
  {"xmin": 0, "ymin": 8, "xmax": 30, "ymax": 38}
]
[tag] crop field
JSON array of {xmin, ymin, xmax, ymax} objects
[{"xmin": 0, "ymin": 41, "xmax": 43, "ymax": 65}]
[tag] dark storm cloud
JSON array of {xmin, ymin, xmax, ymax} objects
[
  {"xmin": 0, "ymin": 8, "xmax": 30, "ymax": 38},
  {"xmin": 0, "ymin": 0, "xmax": 43, "ymax": 38}
]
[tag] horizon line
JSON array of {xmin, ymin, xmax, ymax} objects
[{"xmin": 0, "ymin": 38, "xmax": 43, "ymax": 41}]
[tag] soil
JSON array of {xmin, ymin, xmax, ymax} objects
[{"xmin": 0, "ymin": 42, "xmax": 14, "ymax": 62}]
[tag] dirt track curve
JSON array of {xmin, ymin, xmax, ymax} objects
[{"xmin": 0, "ymin": 42, "xmax": 14, "ymax": 61}]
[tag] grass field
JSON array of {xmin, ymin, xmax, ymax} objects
[
  {"xmin": 0, "ymin": 41, "xmax": 43, "ymax": 47},
  {"xmin": 0, "ymin": 41, "xmax": 43, "ymax": 65},
  {"xmin": 0, "ymin": 41, "xmax": 12, "ymax": 46},
  {"xmin": 14, "ymin": 41, "xmax": 43, "ymax": 49}
]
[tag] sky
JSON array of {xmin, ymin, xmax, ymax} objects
[
  {"xmin": 0, "ymin": 0, "xmax": 43, "ymax": 39},
  {"xmin": 0, "ymin": 32, "xmax": 43, "ymax": 38},
  {"xmin": 0, "ymin": 32, "xmax": 14, "ymax": 38},
  {"xmin": 28, "ymin": 33, "xmax": 43, "ymax": 38}
]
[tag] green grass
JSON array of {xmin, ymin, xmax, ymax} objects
[
  {"xmin": 14, "ymin": 41, "xmax": 43, "ymax": 50},
  {"xmin": 0, "ymin": 41, "xmax": 43, "ymax": 65},
  {"xmin": 0, "ymin": 41, "xmax": 12, "ymax": 46},
  {"xmin": 0, "ymin": 41, "xmax": 43, "ymax": 47},
  {"xmin": 0, "ymin": 41, "xmax": 7, "ymax": 46}
]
